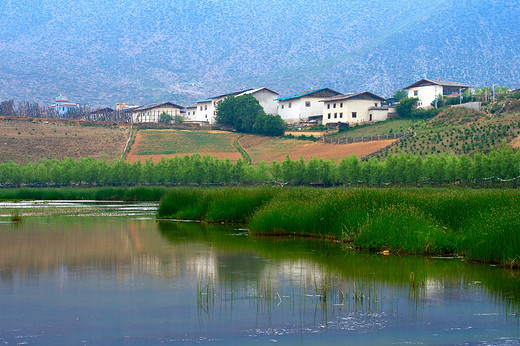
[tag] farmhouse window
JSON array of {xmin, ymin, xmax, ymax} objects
[
  {"xmin": 289, "ymin": 102, "xmax": 292, "ymax": 108},
  {"xmin": 205, "ymin": 105, "xmax": 207, "ymax": 110},
  {"xmin": 352, "ymin": 112, "xmax": 357, "ymax": 118},
  {"xmin": 327, "ymin": 104, "xmax": 330, "ymax": 109},
  {"xmin": 340, "ymin": 103, "xmax": 343, "ymax": 107},
  {"xmin": 200, "ymin": 106, "xmax": 203, "ymax": 110},
  {"xmin": 374, "ymin": 103, "xmax": 377, "ymax": 107},
  {"xmin": 281, "ymin": 104, "xmax": 284, "ymax": 109},
  {"xmin": 340, "ymin": 112, "xmax": 343, "ymax": 118},
  {"xmin": 334, "ymin": 113, "xmax": 337, "ymax": 118},
  {"xmin": 333, "ymin": 103, "xmax": 336, "ymax": 108},
  {"xmin": 328, "ymin": 113, "xmax": 331, "ymax": 119},
  {"xmin": 305, "ymin": 101, "xmax": 311, "ymax": 107},
  {"xmin": 414, "ymin": 90, "xmax": 418, "ymax": 96}
]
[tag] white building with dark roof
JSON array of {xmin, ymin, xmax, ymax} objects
[
  {"xmin": 131, "ymin": 102, "xmax": 183, "ymax": 123},
  {"xmin": 192, "ymin": 87, "xmax": 279, "ymax": 124},
  {"xmin": 320, "ymin": 91, "xmax": 387, "ymax": 125},
  {"xmin": 276, "ymin": 88, "xmax": 342, "ymax": 123},
  {"xmin": 404, "ymin": 79, "xmax": 471, "ymax": 108}
]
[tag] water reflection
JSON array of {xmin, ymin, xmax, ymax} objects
[{"xmin": 0, "ymin": 207, "xmax": 519, "ymax": 344}]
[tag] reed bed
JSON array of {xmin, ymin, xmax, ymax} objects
[{"xmin": 158, "ymin": 187, "xmax": 520, "ymax": 266}]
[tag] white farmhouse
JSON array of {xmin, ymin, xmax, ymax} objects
[
  {"xmin": 276, "ymin": 88, "xmax": 341, "ymax": 123},
  {"xmin": 191, "ymin": 87, "xmax": 279, "ymax": 124},
  {"xmin": 404, "ymin": 79, "xmax": 471, "ymax": 108},
  {"xmin": 321, "ymin": 92, "xmax": 387, "ymax": 125},
  {"xmin": 131, "ymin": 102, "xmax": 183, "ymax": 123}
]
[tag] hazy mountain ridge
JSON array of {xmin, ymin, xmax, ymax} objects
[{"xmin": 0, "ymin": 0, "xmax": 518, "ymax": 107}]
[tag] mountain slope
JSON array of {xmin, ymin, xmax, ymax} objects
[{"xmin": 0, "ymin": 0, "xmax": 518, "ymax": 107}]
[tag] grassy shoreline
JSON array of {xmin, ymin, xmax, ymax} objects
[
  {"xmin": 0, "ymin": 186, "xmax": 169, "ymax": 201},
  {"xmin": 157, "ymin": 187, "xmax": 520, "ymax": 268}
]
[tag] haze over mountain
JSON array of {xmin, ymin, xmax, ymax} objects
[{"xmin": 0, "ymin": 0, "xmax": 519, "ymax": 107}]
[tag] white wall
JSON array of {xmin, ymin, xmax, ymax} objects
[
  {"xmin": 249, "ymin": 89, "xmax": 278, "ymax": 115},
  {"xmin": 407, "ymin": 85, "xmax": 443, "ymax": 108},
  {"xmin": 186, "ymin": 107, "xmax": 197, "ymax": 120},
  {"xmin": 192, "ymin": 100, "xmax": 213, "ymax": 123},
  {"xmin": 322, "ymin": 98, "xmax": 383, "ymax": 125},
  {"xmin": 370, "ymin": 108, "xmax": 389, "ymax": 122},
  {"xmin": 278, "ymin": 97, "xmax": 324, "ymax": 122}
]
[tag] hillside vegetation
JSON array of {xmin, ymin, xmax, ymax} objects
[
  {"xmin": 327, "ymin": 99, "xmax": 520, "ymax": 157},
  {"xmin": 387, "ymin": 100, "xmax": 520, "ymax": 156}
]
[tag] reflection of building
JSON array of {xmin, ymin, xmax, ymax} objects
[{"xmin": 51, "ymin": 94, "xmax": 79, "ymax": 115}]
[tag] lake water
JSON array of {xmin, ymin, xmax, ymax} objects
[{"xmin": 0, "ymin": 201, "xmax": 519, "ymax": 344}]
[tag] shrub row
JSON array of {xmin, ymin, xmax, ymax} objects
[{"xmin": 2, "ymin": 147, "xmax": 520, "ymax": 187}]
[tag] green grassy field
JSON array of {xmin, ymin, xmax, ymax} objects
[{"xmin": 134, "ymin": 130, "xmax": 238, "ymax": 155}]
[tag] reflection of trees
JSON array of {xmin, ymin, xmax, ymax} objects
[
  {"xmin": 1, "ymin": 215, "xmax": 519, "ymax": 315},
  {"xmin": 157, "ymin": 220, "xmax": 520, "ymax": 314}
]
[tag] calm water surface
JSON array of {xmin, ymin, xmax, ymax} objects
[{"xmin": 0, "ymin": 201, "xmax": 519, "ymax": 344}]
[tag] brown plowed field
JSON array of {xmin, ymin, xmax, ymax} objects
[
  {"xmin": 283, "ymin": 140, "xmax": 396, "ymax": 162},
  {"xmin": 239, "ymin": 135, "xmax": 396, "ymax": 162},
  {"xmin": 0, "ymin": 117, "xmax": 129, "ymax": 163}
]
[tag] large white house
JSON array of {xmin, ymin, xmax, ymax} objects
[
  {"xmin": 320, "ymin": 91, "xmax": 387, "ymax": 125},
  {"xmin": 404, "ymin": 79, "xmax": 471, "ymax": 108},
  {"xmin": 131, "ymin": 102, "xmax": 183, "ymax": 123},
  {"xmin": 190, "ymin": 87, "xmax": 279, "ymax": 124},
  {"xmin": 276, "ymin": 88, "xmax": 341, "ymax": 123}
]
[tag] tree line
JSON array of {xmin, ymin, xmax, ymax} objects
[{"xmin": 1, "ymin": 148, "xmax": 520, "ymax": 187}]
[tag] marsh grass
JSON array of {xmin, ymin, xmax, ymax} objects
[
  {"xmin": 157, "ymin": 187, "xmax": 278, "ymax": 222},
  {"xmin": 11, "ymin": 210, "xmax": 21, "ymax": 222},
  {"xmin": 158, "ymin": 187, "xmax": 520, "ymax": 265}
]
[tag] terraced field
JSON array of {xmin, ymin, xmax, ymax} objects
[
  {"xmin": 127, "ymin": 129, "xmax": 396, "ymax": 164},
  {"xmin": 0, "ymin": 117, "xmax": 129, "ymax": 164}
]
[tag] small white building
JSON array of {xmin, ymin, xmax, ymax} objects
[
  {"xmin": 191, "ymin": 87, "xmax": 279, "ymax": 124},
  {"xmin": 404, "ymin": 79, "xmax": 471, "ymax": 108},
  {"xmin": 276, "ymin": 88, "xmax": 342, "ymax": 123},
  {"xmin": 185, "ymin": 105, "xmax": 197, "ymax": 120},
  {"xmin": 132, "ymin": 102, "xmax": 183, "ymax": 123},
  {"xmin": 321, "ymin": 92, "xmax": 387, "ymax": 126}
]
